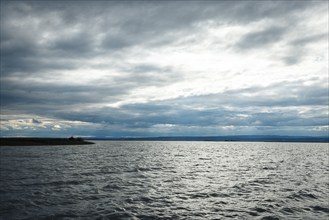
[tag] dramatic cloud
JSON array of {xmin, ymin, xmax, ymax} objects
[{"xmin": 0, "ymin": 1, "xmax": 328, "ymax": 137}]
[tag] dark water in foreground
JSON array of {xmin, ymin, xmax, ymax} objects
[{"xmin": 1, "ymin": 141, "xmax": 328, "ymax": 220}]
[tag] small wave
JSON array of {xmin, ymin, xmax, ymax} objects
[
  {"xmin": 190, "ymin": 194, "xmax": 209, "ymax": 199},
  {"xmin": 251, "ymin": 178, "xmax": 274, "ymax": 185},
  {"xmin": 48, "ymin": 179, "xmax": 85, "ymax": 186},
  {"xmin": 137, "ymin": 196, "xmax": 153, "ymax": 203},
  {"xmin": 198, "ymin": 157, "xmax": 211, "ymax": 160},
  {"xmin": 260, "ymin": 216, "xmax": 280, "ymax": 220},
  {"xmin": 280, "ymin": 207, "xmax": 298, "ymax": 214},
  {"xmin": 26, "ymin": 200, "xmax": 42, "ymax": 208},
  {"xmin": 214, "ymin": 201, "xmax": 228, "ymax": 205},
  {"xmin": 281, "ymin": 188, "xmax": 294, "ymax": 192},
  {"xmin": 311, "ymin": 205, "xmax": 329, "ymax": 213},
  {"xmin": 187, "ymin": 191, "xmax": 230, "ymax": 199},
  {"xmin": 287, "ymin": 190, "xmax": 318, "ymax": 201},
  {"xmin": 125, "ymin": 167, "xmax": 159, "ymax": 173},
  {"xmin": 102, "ymin": 183, "xmax": 122, "ymax": 191},
  {"xmin": 137, "ymin": 167, "xmax": 153, "ymax": 172},
  {"xmin": 262, "ymin": 166, "xmax": 276, "ymax": 170},
  {"xmin": 21, "ymin": 179, "xmax": 88, "ymax": 187},
  {"xmin": 176, "ymin": 195, "xmax": 189, "ymax": 200},
  {"xmin": 39, "ymin": 212, "xmax": 79, "ymax": 219},
  {"xmin": 252, "ymin": 207, "xmax": 267, "ymax": 213},
  {"xmin": 209, "ymin": 192, "xmax": 230, "ymax": 198},
  {"xmin": 247, "ymin": 211, "xmax": 259, "ymax": 216},
  {"xmin": 0, "ymin": 200, "xmax": 25, "ymax": 213}
]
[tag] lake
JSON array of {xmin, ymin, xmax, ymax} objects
[{"xmin": 1, "ymin": 141, "xmax": 328, "ymax": 219}]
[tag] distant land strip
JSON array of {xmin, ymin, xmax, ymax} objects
[
  {"xmin": 0, "ymin": 138, "xmax": 94, "ymax": 146},
  {"xmin": 89, "ymin": 135, "xmax": 329, "ymax": 143}
]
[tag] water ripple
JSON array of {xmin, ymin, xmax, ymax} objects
[{"xmin": 1, "ymin": 141, "xmax": 328, "ymax": 219}]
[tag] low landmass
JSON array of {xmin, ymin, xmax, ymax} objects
[
  {"xmin": 1, "ymin": 135, "xmax": 328, "ymax": 145},
  {"xmin": 91, "ymin": 135, "xmax": 329, "ymax": 143},
  {"xmin": 0, "ymin": 137, "xmax": 94, "ymax": 146}
]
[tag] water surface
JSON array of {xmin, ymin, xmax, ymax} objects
[{"xmin": 1, "ymin": 141, "xmax": 328, "ymax": 219}]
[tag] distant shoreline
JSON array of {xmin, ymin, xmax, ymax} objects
[
  {"xmin": 0, "ymin": 138, "xmax": 94, "ymax": 146},
  {"xmin": 1, "ymin": 136, "xmax": 328, "ymax": 145},
  {"xmin": 89, "ymin": 135, "xmax": 329, "ymax": 143}
]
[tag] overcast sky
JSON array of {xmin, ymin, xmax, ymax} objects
[{"xmin": 1, "ymin": 0, "xmax": 328, "ymax": 137}]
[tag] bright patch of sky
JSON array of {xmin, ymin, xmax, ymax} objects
[{"xmin": 0, "ymin": 1, "xmax": 328, "ymax": 137}]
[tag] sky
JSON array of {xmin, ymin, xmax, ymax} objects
[{"xmin": 0, "ymin": 0, "xmax": 328, "ymax": 138}]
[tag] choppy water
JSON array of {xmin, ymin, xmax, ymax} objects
[{"xmin": 1, "ymin": 141, "xmax": 328, "ymax": 220}]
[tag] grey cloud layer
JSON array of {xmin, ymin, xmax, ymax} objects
[
  {"xmin": 3, "ymin": 79, "xmax": 327, "ymax": 128},
  {"xmin": 1, "ymin": 1, "xmax": 328, "ymax": 137},
  {"xmin": 1, "ymin": 0, "xmax": 319, "ymax": 74},
  {"xmin": 237, "ymin": 26, "xmax": 287, "ymax": 50}
]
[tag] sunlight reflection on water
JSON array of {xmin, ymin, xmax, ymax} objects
[{"xmin": 1, "ymin": 141, "xmax": 328, "ymax": 219}]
